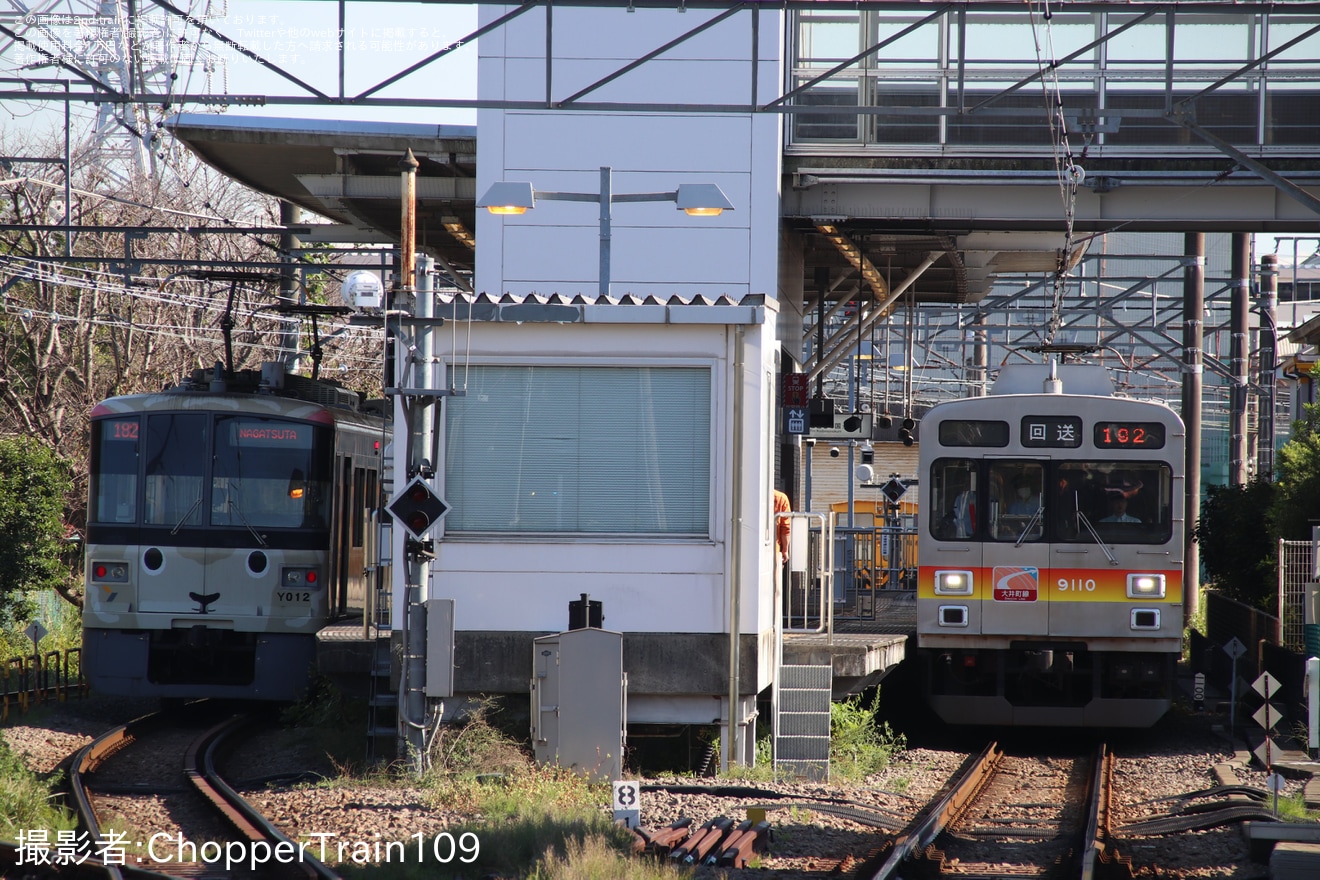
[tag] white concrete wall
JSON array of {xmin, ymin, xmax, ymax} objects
[
  {"xmin": 461, "ymin": 6, "xmax": 786, "ymax": 707},
  {"xmin": 476, "ymin": 5, "xmax": 783, "ymax": 300},
  {"xmin": 430, "ymin": 317, "xmax": 776, "ymax": 661}
]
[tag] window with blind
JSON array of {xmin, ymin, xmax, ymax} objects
[{"xmin": 444, "ymin": 365, "xmax": 712, "ymax": 535}]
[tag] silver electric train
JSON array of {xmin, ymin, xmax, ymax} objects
[
  {"xmin": 81, "ymin": 362, "xmax": 388, "ymax": 700},
  {"xmin": 917, "ymin": 362, "xmax": 1185, "ymax": 727}
]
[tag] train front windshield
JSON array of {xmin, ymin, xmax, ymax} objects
[
  {"xmin": 930, "ymin": 458, "xmax": 1174, "ymax": 545},
  {"xmin": 90, "ymin": 413, "xmax": 333, "ymax": 530}
]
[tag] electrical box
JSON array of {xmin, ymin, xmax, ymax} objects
[
  {"xmin": 343, "ymin": 270, "xmax": 384, "ymax": 308},
  {"xmin": 530, "ymin": 628, "xmax": 626, "ymax": 781},
  {"xmin": 424, "ymin": 597, "xmax": 455, "ymax": 698}
]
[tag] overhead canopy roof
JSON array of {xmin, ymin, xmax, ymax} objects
[
  {"xmin": 167, "ymin": 114, "xmax": 478, "ymax": 272},
  {"xmin": 165, "ymin": 114, "xmax": 1089, "ymax": 305}
]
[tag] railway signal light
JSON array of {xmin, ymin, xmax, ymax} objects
[
  {"xmin": 899, "ymin": 416, "xmax": 916, "ymax": 446},
  {"xmin": 388, "ymin": 477, "xmax": 449, "ymax": 541}
]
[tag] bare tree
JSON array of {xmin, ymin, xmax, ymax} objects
[{"xmin": 0, "ymin": 126, "xmax": 386, "ymax": 568}]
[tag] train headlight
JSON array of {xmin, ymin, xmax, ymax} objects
[
  {"xmin": 935, "ymin": 570, "xmax": 974, "ymax": 595},
  {"xmin": 1126, "ymin": 574, "xmax": 1166, "ymax": 599},
  {"xmin": 91, "ymin": 562, "xmax": 129, "ymax": 582}
]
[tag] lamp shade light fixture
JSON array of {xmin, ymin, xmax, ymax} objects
[
  {"xmin": 477, "ymin": 181, "xmax": 535, "ymax": 215},
  {"xmin": 476, "ymin": 167, "xmax": 733, "ymax": 297},
  {"xmin": 675, "ymin": 183, "xmax": 734, "ymax": 216}
]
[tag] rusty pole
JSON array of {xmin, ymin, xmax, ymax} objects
[{"xmin": 399, "ymin": 149, "xmax": 419, "ymax": 299}]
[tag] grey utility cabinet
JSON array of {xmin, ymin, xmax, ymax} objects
[{"xmin": 530, "ymin": 627, "xmax": 626, "ymax": 781}]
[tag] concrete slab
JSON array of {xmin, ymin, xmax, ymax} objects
[
  {"xmin": 1218, "ymin": 730, "xmax": 1320, "ymax": 811},
  {"xmin": 1269, "ymin": 841, "xmax": 1320, "ymax": 880},
  {"xmin": 782, "ymin": 631, "xmax": 908, "ymax": 697}
]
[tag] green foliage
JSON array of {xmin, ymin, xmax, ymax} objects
[
  {"xmin": 0, "ymin": 438, "xmax": 74, "ymax": 626},
  {"xmin": 829, "ymin": 690, "xmax": 906, "ymax": 782},
  {"xmin": 720, "ymin": 727, "xmax": 783, "ymax": 783},
  {"xmin": 424, "ymin": 697, "xmax": 529, "ymax": 782},
  {"xmin": 0, "ymin": 737, "xmax": 77, "ymax": 838},
  {"xmin": 1190, "ymin": 405, "xmax": 1320, "ymax": 613},
  {"xmin": 421, "ymin": 700, "xmax": 604, "ymax": 820},
  {"xmin": 327, "ymin": 697, "xmax": 639, "ymax": 879},
  {"xmin": 1183, "ymin": 589, "xmax": 1208, "ymax": 660},
  {"xmin": 1, "ymin": 590, "xmax": 82, "ymax": 662},
  {"xmin": 1271, "ymin": 789, "xmax": 1317, "ymax": 822},
  {"xmin": 1192, "ymin": 479, "xmax": 1278, "ymax": 610},
  {"xmin": 714, "ymin": 691, "xmax": 906, "ymax": 783},
  {"xmin": 526, "ymin": 831, "xmax": 689, "ymax": 880},
  {"xmin": 1272, "ymin": 403, "xmax": 1320, "ymax": 541}
]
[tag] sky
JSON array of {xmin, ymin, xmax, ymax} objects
[
  {"xmin": 2, "ymin": 0, "xmax": 480, "ymax": 137},
  {"xmin": 1260, "ymin": 236, "xmax": 1320, "ymax": 267},
  {"xmin": 3, "ymin": 2, "xmax": 1317, "ymax": 270},
  {"xmin": 191, "ymin": 0, "xmax": 480, "ymax": 125}
]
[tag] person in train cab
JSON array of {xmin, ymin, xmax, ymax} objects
[
  {"xmin": 1100, "ymin": 492, "xmax": 1141, "ymax": 523},
  {"xmin": 774, "ymin": 487, "xmax": 792, "ymax": 564},
  {"xmin": 952, "ymin": 485, "xmax": 976, "ymax": 538},
  {"xmin": 1006, "ymin": 474, "xmax": 1040, "ymax": 514}
]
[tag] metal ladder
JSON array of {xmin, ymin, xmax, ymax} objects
[{"xmin": 365, "ymin": 579, "xmax": 397, "ymax": 762}]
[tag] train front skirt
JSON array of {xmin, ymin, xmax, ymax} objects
[{"xmin": 919, "ymin": 644, "xmax": 1175, "ymax": 727}]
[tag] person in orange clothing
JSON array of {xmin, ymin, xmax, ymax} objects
[{"xmin": 774, "ymin": 488, "xmax": 792, "ymax": 564}]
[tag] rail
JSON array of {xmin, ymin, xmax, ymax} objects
[
  {"xmin": 866, "ymin": 742, "xmax": 1124, "ymax": 880},
  {"xmin": 863, "ymin": 742, "xmax": 1004, "ymax": 880},
  {"xmin": 68, "ymin": 712, "xmax": 168, "ymax": 880},
  {"xmin": 65, "ymin": 710, "xmax": 342, "ymax": 880},
  {"xmin": 187, "ymin": 715, "xmax": 342, "ymax": 880},
  {"xmin": 781, "ymin": 513, "xmax": 920, "ymax": 634}
]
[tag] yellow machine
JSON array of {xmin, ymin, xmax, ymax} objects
[{"xmin": 829, "ymin": 498, "xmax": 919, "ymax": 591}]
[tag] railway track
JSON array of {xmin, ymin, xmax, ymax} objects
[
  {"xmin": 33, "ymin": 708, "xmax": 342, "ymax": 880},
  {"xmin": 856, "ymin": 741, "xmax": 1134, "ymax": 880},
  {"xmin": 4, "ymin": 703, "xmax": 1270, "ymax": 878}
]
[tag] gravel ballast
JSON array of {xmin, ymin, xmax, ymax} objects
[{"xmin": 2, "ymin": 695, "xmax": 1307, "ymax": 878}]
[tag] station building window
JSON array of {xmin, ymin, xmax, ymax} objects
[{"xmin": 444, "ymin": 365, "xmax": 712, "ymax": 536}]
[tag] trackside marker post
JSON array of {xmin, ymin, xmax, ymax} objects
[
  {"xmin": 1224, "ymin": 637, "xmax": 1247, "ymax": 735},
  {"xmin": 613, "ymin": 780, "xmax": 641, "ymax": 829}
]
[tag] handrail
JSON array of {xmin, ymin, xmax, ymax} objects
[{"xmin": 781, "ymin": 511, "xmax": 831, "ymax": 635}]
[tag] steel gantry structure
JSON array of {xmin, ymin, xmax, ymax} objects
[{"xmin": 3, "ymin": 1, "xmax": 1319, "ymax": 425}]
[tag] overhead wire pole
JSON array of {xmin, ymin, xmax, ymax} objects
[
  {"xmin": 406, "ymin": 250, "xmax": 437, "ymax": 773},
  {"xmin": 279, "ymin": 201, "xmax": 303, "ymax": 373},
  {"xmin": 1258, "ymin": 253, "xmax": 1279, "ymax": 480},
  {"xmin": 1182, "ymin": 233, "xmax": 1204, "ymax": 619},
  {"xmin": 1230, "ymin": 233, "xmax": 1251, "ymax": 486},
  {"xmin": 391, "ymin": 147, "xmax": 432, "ymax": 772}
]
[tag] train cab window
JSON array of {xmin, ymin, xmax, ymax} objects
[
  {"xmin": 988, "ymin": 462, "xmax": 1045, "ymax": 542},
  {"xmin": 143, "ymin": 413, "xmax": 208, "ymax": 528},
  {"xmin": 90, "ymin": 417, "xmax": 141, "ymax": 523},
  {"xmin": 938, "ymin": 420, "xmax": 1009, "ymax": 447},
  {"xmin": 212, "ymin": 417, "xmax": 332, "ymax": 530},
  {"xmin": 930, "ymin": 459, "xmax": 979, "ymax": 540},
  {"xmin": 1052, "ymin": 462, "xmax": 1173, "ymax": 544}
]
